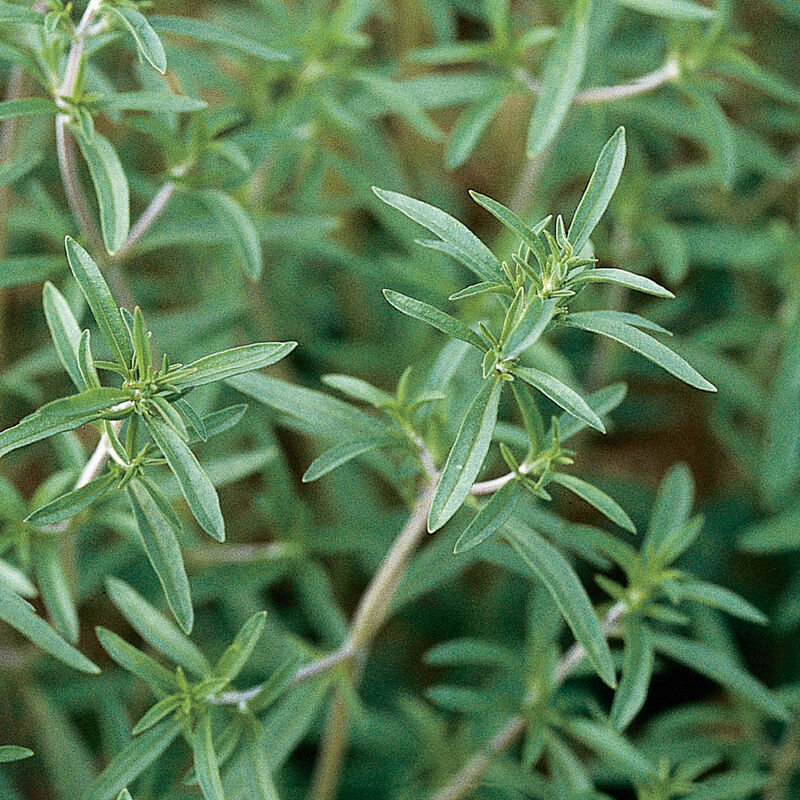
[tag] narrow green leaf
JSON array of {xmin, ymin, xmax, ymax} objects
[
  {"xmin": 0, "ymin": 584, "xmax": 98, "ymax": 673},
  {"xmin": 0, "ymin": 559, "xmax": 36, "ymax": 598},
  {"xmin": 0, "ymin": 1, "xmax": 42, "ymax": 23},
  {"xmin": 0, "ymin": 97, "xmax": 56, "ymax": 121},
  {"xmin": 564, "ymin": 312, "xmax": 717, "ymax": 391},
  {"xmin": 105, "ymin": 6, "xmax": 167, "ymax": 73},
  {"xmin": 168, "ymin": 342, "xmax": 297, "ymax": 391},
  {"xmin": 95, "ymin": 91, "xmax": 206, "ymax": 113},
  {"xmin": 644, "ymin": 463, "xmax": 694, "ymax": 556},
  {"xmin": 382, "ymin": 290, "xmax": 487, "ymax": 351},
  {"xmin": 651, "ymin": 633, "xmax": 790, "ymax": 721},
  {"xmin": 505, "ymin": 521, "xmax": 616, "ymax": 687},
  {"xmin": 33, "ymin": 538, "xmax": 79, "ymax": 644},
  {"xmin": 106, "ymin": 578, "xmax": 210, "ymax": 676},
  {"xmin": 191, "ymin": 714, "xmax": 225, "ymax": 800},
  {"xmin": 555, "ymin": 382, "xmax": 627, "ymax": 442},
  {"xmin": 65, "ymin": 237, "xmax": 132, "ymax": 365},
  {"xmin": 445, "ymin": 93, "xmax": 503, "ymax": 169},
  {"xmin": 373, "ymin": 187, "xmax": 502, "ymax": 282},
  {"xmin": 609, "ymin": 622, "xmax": 653, "ymax": 729},
  {"xmin": 617, "ymin": 0, "xmax": 715, "ymax": 20},
  {"xmin": 575, "ymin": 268, "xmax": 674, "ymax": 298},
  {"xmin": 503, "ymin": 297, "xmax": 558, "ymax": 357},
  {"xmin": 71, "ymin": 130, "xmax": 130, "ymax": 255},
  {"xmin": 526, "ymin": 0, "xmax": 591, "ymax": 157},
  {"xmin": 150, "ymin": 16, "xmax": 289, "ymax": 62},
  {"xmin": 131, "ymin": 694, "xmax": 181, "ymax": 736},
  {"xmin": 26, "ymin": 471, "xmax": 118, "ymax": 526},
  {"xmin": 677, "ymin": 580, "xmax": 768, "ymax": 625},
  {"xmin": 43, "ymin": 282, "xmax": 86, "ymax": 391},
  {"xmin": 568, "ymin": 127, "xmax": 626, "ymax": 252},
  {"xmin": 549, "ymin": 473, "xmax": 635, "ymax": 532},
  {"xmin": 510, "ymin": 365, "xmax": 605, "ymax": 432},
  {"xmin": 468, "ymin": 191, "xmax": 550, "ymax": 254},
  {"xmin": 244, "ymin": 719, "xmax": 281, "ymax": 800},
  {"xmin": 215, "ymin": 611, "xmax": 267, "ymax": 683},
  {"xmin": 454, "ymin": 479, "xmax": 520, "ymax": 553},
  {"xmin": 302, "ymin": 437, "xmax": 390, "ymax": 482},
  {"xmin": 201, "ymin": 190, "xmax": 263, "ymax": 280},
  {"xmin": 565, "ymin": 718, "xmax": 656, "ymax": 781},
  {"xmin": 321, "ymin": 374, "xmax": 394, "ymax": 407},
  {"xmin": 0, "ymin": 745, "xmax": 34, "ymax": 763},
  {"xmin": 79, "ymin": 717, "xmax": 182, "ymax": 800},
  {"xmin": 95, "ymin": 627, "xmax": 178, "ymax": 695},
  {"xmin": 429, "ymin": 377, "xmax": 503, "ymax": 532},
  {"xmin": 0, "ymin": 387, "xmax": 128, "ymax": 459},
  {"xmin": 127, "ymin": 478, "xmax": 194, "ymax": 634},
  {"xmin": 146, "ymin": 418, "xmax": 225, "ymax": 542}
]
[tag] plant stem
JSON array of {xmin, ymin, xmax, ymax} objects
[
  {"xmin": 115, "ymin": 182, "xmax": 177, "ymax": 262},
  {"xmin": 429, "ymin": 601, "xmax": 626, "ymax": 800}
]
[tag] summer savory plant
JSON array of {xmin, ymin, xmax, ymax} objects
[{"xmin": 0, "ymin": 0, "xmax": 799, "ymax": 799}]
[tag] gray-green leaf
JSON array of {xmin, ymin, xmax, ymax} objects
[
  {"xmin": 454, "ymin": 479, "xmax": 520, "ymax": 553},
  {"xmin": 105, "ymin": 6, "xmax": 167, "ymax": 73},
  {"xmin": 549, "ymin": 473, "xmax": 635, "ymax": 532}
]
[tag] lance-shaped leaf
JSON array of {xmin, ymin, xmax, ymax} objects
[
  {"xmin": 191, "ymin": 714, "xmax": 225, "ymax": 800},
  {"xmin": 429, "ymin": 377, "xmax": 503, "ymax": 532},
  {"xmin": 0, "ymin": 559, "xmax": 36, "ymax": 598},
  {"xmin": 564, "ymin": 311, "xmax": 717, "ymax": 391},
  {"xmin": 201, "ymin": 189, "xmax": 263, "ymax": 280},
  {"xmin": 674, "ymin": 580, "xmax": 768, "ymax": 625},
  {"xmin": 526, "ymin": 0, "xmax": 591, "ymax": 157},
  {"xmin": 132, "ymin": 694, "xmax": 182, "ymax": 736},
  {"xmin": 215, "ymin": 611, "xmax": 267, "ymax": 683},
  {"xmin": 382, "ymin": 290, "xmax": 487, "ymax": 351},
  {"xmin": 549, "ymin": 473, "xmax": 635, "ymax": 532},
  {"xmin": 71, "ymin": 130, "xmax": 130, "ymax": 255},
  {"xmin": 651, "ymin": 634, "xmax": 790, "ymax": 721},
  {"xmin": 469, "ymin": 191, "xmax": 550, "ymax": 253},
  {"xmin": 95, "ymin": 626, "xmax": 179, "ymax": 696},
  {"xmin": 574, "ymin": 268, "xmax": 673, "ymax": 298},
  {"xmin": 302, "ymin": 437, "xmax": 392, "ymax": 482},
  {"xmin": 33, "ymin": 538, "xmax": 79, "ymax": 644},
  {"xmin": 79, "ymin": 717, "xmax": 182, "ymax": 800},
  {"xmin": 127, "ymin": 478, "xmax": 194, "ymax": 634},
  {"xmin": 617, "ymin": 0, "xmax": 715, "ymax": 20},
  {"xmin": 0, "ymin": 387, "xmax": 128, "ymax": 459},
  {"xmin": 95, "ymin": 91, "xmax": 207, "ymax": 113},
  {"xmin": 322, "ymin": 374, "xmax": 395, "ymax": 407},
  {"xmin": 168, "ymin": 342, "xmax": 297, "ymax": 391},
  {"xmin": 502, "ymin": 297, "xmax": 558, "ymax": 357},
  {"xmin": 373, "ymin": 187, "xmax": 503, "ymax": 282},
  {"xmin": 146, "ymin": 418, "xmax": 225, "ymax": 542},
  {"xmin": 0, "ymin": 585, "xmax": 99, "ymax": 673},
  {"xmin": 244, "ymin": 718, "xmax": 281, "ymax": 800},
  {"xmin": 564, "ymin": 719, "xmax": 656, "ymax": 782},
  {"xmin": 0, "ymin": 745, "xmax": 33, "ymax": 762},
  {"xmin": 0, "ymin": 97, "xmax": 56, "ymax": 121},
  {"xmin": 568, "ymin": 127, "xmax": 626, "ymax": 253},
  {"xmin": 150, "ymin": 15, "xmax": 289, "ymax": 62},
  {"xmin": 104, "ymin": 6, "xmax": 167, "ymax": 73},
  {"xmin": 43, "ymin": 282, "xmax": 85, "ymax": 391},
  {"xmin": 504, "ymin": 521, "xmax": 616, "ymax": 687},
  {"xmin": 106, "ymin": 578, "xmax": 211, "ymax": 676},
  {"xmin": 26, "ymin": 470, "xmax": 118, "ymax": 526},
  {"xmin": 510, "ymin": 365, "xmax": 605, "ymax": 432},
  {"xmin": 454, "ymin": 479, "xmax": 520, "ymax": 553},
  {"xmin": 610, "ymin": 621, "xmax": 653, "ymax": 730},
  {"xmin": 643, "ymin": 463, "xmax": 694, "ymax": 556},
  {"xmin": 445, "ymin": 92, "xmax": 504, "ymax": 169},
  {"xmin": 555, "ymin": 382, "xmax": 627, "ymax": 442},
  {"xmin": 65, "ymin": 237, "xmax": 132, "ymax": 366}
]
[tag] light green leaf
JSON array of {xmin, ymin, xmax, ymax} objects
[
  {"xmin": 33, "ymin": 537, "xmax": 79, "ymax": 644},
  {"xmin": 676, "ymin": 580, "xmax": 768, "ymax": 625},
  {"xmin": 79, "ymin": 717, "xmax": 182, "ymax": 800},
  {"xmin": 502, "ymin": 297, "xmax": 558, "ymax": 357},
  {"xmin": 373, "ymin": 187, "xmax": 502, "ymax": 282},
  {"xmin": 0, "ymin": 97, "xmax": 56, "ymax": 121},
  {"xmin": 575, "ymin": 268, "xmax": 673, "ymax": 298},
  {"xmin": 652, "ymin": 634, "xmax": 790, "ymax": 720},
  {"xmin": 382, "ymin": 290, "xmax": 487, "ymax": 351},
  {"xmin": 445, "ymin": 92, "xmax": 503, "ymax": 168},
  {"xmin": 106, "ymin": 578, "xmax": 210, "ymax": 676},
  {"xmin": 510, "ymin": 365, "xmax": 605, "ymax": 432},
  {"xmin": 0, "ymin": 745, "xmax": 33, "ymax": 763},
  {"xmin": 565, "ymin": 718, "xmax": 656, "ymax": 781},
  {"xmin": 454, "ymin": 479, "xmax": 520, "ymax": 553},
  {"xmin": 302, "ymin": 437, "xmax": 391, "ymax": 482},
  {"xmin": 201, "ymin": 190, "xmax": 263, "ymax": 280},
  {"xmin": 468, "ymin": 191, "xmax": 549, "ymax": 253},
  {"xmin": 191, "ymin": 714, "xmax": 225, "ymax": 800},
  {"xmin": 131, "ymin": 694, "xmax": 181, "ymax": 736},
  {"xmin": 146, "ymin": 418, "xmax": 225, "ymax": 542},
  {"xmin": 504, "ymin": 521, "xmax": 616, "ymax": 687},
  {"xmin": 0, "ymin": 559, "xmax": 36, "ymax": 598},
  {"xmin": 0, "ymin": 584, "xmax": 98, "ymax": 673},
  {"xmin": 567, "ymin": 126, "xmax": 626, "ymax": 252},
  {"xmin": 0, "ymin": 387, "xmax": 128, "ymax": 459},
  {"xmin": 643, "ymin": 463, "xmax": 694, "ymax": 556},
  {"xmin": 127, "ymin": 478, "xmax": 194, "ymax": 634},
  {"xmin": 65, "ymin": 237, "xmax": 132, "ymax": 365},
  {"xmin": 95, "ymin": 91, "xmax": 206, "ymax": 113},
  {"xmin": 526, "ymin": 0, "xmax": 591, "ymax": 157},
  {"xmin": 43, "ymin": 281, "xmax": 86, "ymax": 391},
  {"xmin": 168, "ymin": 342, "xmax": 297, "ymax": 391},
  {"xmin": 564, "ymin": 312, "xmax": 717, "ymax": 391},
  {"xmin": 26, "ymin": 471, "xmax": 118, "ymax": 526},
  {"xmin": 215, "ymin": 611, "xmax": 268, "ymax": 683},
  {"xmin": 429, "ymin": 377, "xmax": 503, "ymax": 532},
  {"xmin": 244, "ymin": 719, "xmax": 281, "ymax": 800},
  {"xmin": 617, "ymin": 0, "xmax": 715, "ymax": 19},
  {"xmin": 609, "ymin": 621, "xmax": 653, "ymax": 729},
  {"xmin": 71, "ymin": 130, "xmax": 130, "ymax": 255},
  {"xmin": 321, "ymin": 374, "xmax": 394, "ymax": 407},
  {"xmin": 104, "ymin": 6, "xmax": 167, "ymax": 73},
  {"xmin": 150, "ymin": 16, "xmax": 289, "ymax": 62},
  {"xmin": 549, "ymin": 473, "xmax": 635, "ymax": 532},
  {"xmin": 95, "ymin": 626, "xmax": 178, "ymax": 695}
]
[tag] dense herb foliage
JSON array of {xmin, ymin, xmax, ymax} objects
[{"xmin": 0, "ymin": 1, "xmax": 799, "ymax": 799}]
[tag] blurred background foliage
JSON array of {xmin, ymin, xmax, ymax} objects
[{"xmin": 1, "ymin": 0, "xmax": 800, "ymax": 798}]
